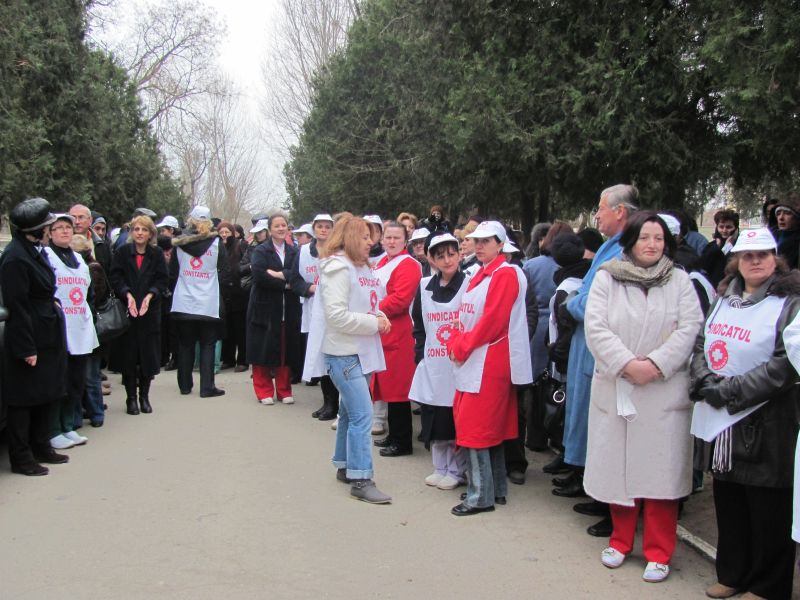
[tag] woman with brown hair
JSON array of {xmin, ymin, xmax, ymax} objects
[
  {"xmin": 303, "ymin": 216, "xmax": 392, "ymax": 503},
  {"xmin": 217, "ymin": 221, "xmax": 248, "ymax": 372},
  {"xmin": 109, "ymin": 214, "xmax": 168, "ymax": 414}
]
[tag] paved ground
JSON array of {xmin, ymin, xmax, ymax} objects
[{"xmin": 0, "ymin": 368, "xmax": 749, "ymax": 600}]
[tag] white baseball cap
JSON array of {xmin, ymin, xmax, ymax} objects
[
  {"xmin": 157, "ymin": 215, "xmax": 179, "ymax": 229},
  {"xmin": 295, "ymin": 223, "xmax": 315, "ymax": 237},
  {"xmin": 189, "ymin": 206, "xmax": 211, "ymax": 221},
  {"xmin": 731, "ymin": 228, "xmax": 777, "ymax": 253},
  {"xmin": 502, "ymin": 241, "xmax": 521, "ymax": 254},
  {"xmin": 658, "ymin": 214, "xmax": 681, "ymax": 236},
  {"xmin": 250, "ymin": 219, "xmax": 269, "ymax": 234},
  {"xmin": 410, "ymin": 227, "xmax": 431, "ymax": 242},
  {"xmin": 427, "ymin": 232, "xmax": 459, "ymax": 253},
  {"xmin": 466, "ymin": 220, "xmax": 507, "ymax": 243},
  {"xmin": 363, "ymin": 215, "xmax": 383, "ymax": 227},
  {"xmin": 312, "ymin": 213, "xmax": 334, "ymax": 224}
]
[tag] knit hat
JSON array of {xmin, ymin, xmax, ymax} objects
[{"xmin": 551, "ymin": 233, "xmax": 585, "ymax": 267}]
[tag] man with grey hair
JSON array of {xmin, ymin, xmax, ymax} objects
[
  {"xmin": 69, "ymin": 203, "xmax": 111, "ymax": 273},
  {"xmin": 552, "ymin": 184, "xmax": 638, "ymax": 537}
]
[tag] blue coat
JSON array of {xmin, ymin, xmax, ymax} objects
[
  {"xmin": 522, "ymin": 255, "xmax": 559, "ymax": 378},
  {"xmin": 563, "ymin": 233, "xmax": 622, "ymax": 466}
]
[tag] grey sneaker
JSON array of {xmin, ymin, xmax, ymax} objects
[
  {"xmin": 350, "ymin": 480, "xmax": 392, "ymax": 504},
  {"xmin": 336, "ymin": 468, "xmax": 351, "ymax": 483}
]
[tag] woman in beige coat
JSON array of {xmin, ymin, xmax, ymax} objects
[{"xmin": 584, "ymin": 211, "xmax": 703, "ymax": 583}]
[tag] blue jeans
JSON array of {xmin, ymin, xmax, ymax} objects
[
  {"xmin": 325, "ymin": 354, "xmax": 373, "ymax": 480},
  {"xmin": 84, "ymin": 353, "xmax": 104, "ymax": 425},
  {"xmin": 463, "ymin": 446, "xmax": 507, "ymax": 508}
]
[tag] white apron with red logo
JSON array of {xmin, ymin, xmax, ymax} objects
[
  {"xmin": 453, "ymin": 262, "xmax": 533, "ymax": 393},
  {"xmin": 44, "ymin": 247, "xmax": 99, "ymax": 356},
  {"xmin": 171, "ymin": 238, "xmax": 220, "ymax": 319},
  {"xmin": 690, "ymin": 295, "xmax": 784, "ymax": 441},
  {"xmin": 302, "ymin": 255, "xmax": 386, "ymax": 380},
  {"xmin": 408, "ymin": 276, "xmax": 468, "ymax": 406},
  {"xmin": 298, "ymin": 242, "xmax": 319, "ymax": 333},
  {"xmin": 374, "ymin": 253, "xmax": 416, "ymax": 301}
]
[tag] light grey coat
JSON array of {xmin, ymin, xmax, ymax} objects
[{"xmin": 583, "ymin": 267, "xmax": 703, "ymax": 506}]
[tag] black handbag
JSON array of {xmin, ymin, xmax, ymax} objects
[
  {"xmin": 95, "ymin": 290, "xmax": 129, "ymax": 343},
  {"xmin": 539, "ymin": 369, "xmax": 566, "ymax": 448}
]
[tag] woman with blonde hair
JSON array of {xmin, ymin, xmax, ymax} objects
[
  {"xmin": 397, "ymin": 212, "xmax": 418, "ymax": 236},
  {"xmin": 109, "ymin": 214, "xmax": 168, "ymax": 414},
  {"xmin": 304, "ymin": 216, "xmax": 393, "ymax": 503}
]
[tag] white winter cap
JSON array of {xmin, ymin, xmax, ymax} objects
[
  {"xmin": 730, "ymin": 228, "xmax": 777, "ymax": 253},
  {"xmin": 363, "ymin": 215, "xmax": 383, "ymax": 227},
  {"xmin": 295, "ymin": 223, "xmax": 315, "ymax": 237},
  {"xmin": 466, "ymin": 220, "xmax": 507, "ymax": 243},
  {"xmin": 157, "ymin": 215, "xmax": 179, "ymax": 229},
  {"xmin": 658, "ymin": 214, "xmax": 681, "ymax": 237},
  {"xmin": 312, "ymin": 213, "xmax": 334, "ymax": 224},
  {"xmin": 410, "ymin": 227, "xmax": 431, "ymax": 242},
  {"xmin": 427, "ymin": 232, "xmax": 459, "ymax": 253},
  {"xmin": 250, "ymin": 219, "xmax": 269, "ymax": 234},
  {"xmin": 189, "ymin": 206, "xmax": 211, "ymax": 221}
]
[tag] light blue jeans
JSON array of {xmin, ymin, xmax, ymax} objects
[{"xmin": 325, "ymin": 354, "xmax": 374, "ymax": 480}]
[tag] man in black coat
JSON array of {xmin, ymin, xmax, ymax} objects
[{"xmin": 1, "ymin": 198, "xmax": 69, "ymax": 475}]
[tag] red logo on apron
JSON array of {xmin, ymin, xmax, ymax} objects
[
  {"xmin": 708, "ymin": 339, "xmax": 729, "ymax": 371},
  {"xmin": 746, "ymin": 231, "xmax": 757, "ymax": 238},
  {"xmin": 435, "ymin": 323, "xmax": 455, "ymax": 346},
  {"xmin": 190, "ymin": 256, "xmax": 203, "ymax": 270},
  {"xmin": 69, "ymin": 287, "xmax": 84, "ymax": 306},
  {"xmin": 369, "ymin": 290, "xmax": 378, "ymax": 313}
]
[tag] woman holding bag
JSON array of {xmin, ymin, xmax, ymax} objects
[
  {"xmin": 690, "ymin": 228, "xmax": 800, "ymax": 600},
  {"xmin": 583, "ymin": 212, "xmax": 703, "ymax": 583}
]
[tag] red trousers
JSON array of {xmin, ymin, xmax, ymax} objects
[
  {"xmin": 609, "ymin": 498, "xmax": 678, "ymax": 564},
  {"xmin": 252, "ymin": 365, "xmax": 292, "ymax": 401}
]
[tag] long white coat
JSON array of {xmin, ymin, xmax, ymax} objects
[{"xmin": 583, "ymin": 267, "xmax": 703, "ymax": 506}]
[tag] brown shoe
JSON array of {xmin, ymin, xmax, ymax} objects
[{"xmin": 705, "ymin": 583, "xmax": 738, "ymax": 598}]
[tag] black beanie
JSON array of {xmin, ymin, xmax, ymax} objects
[
  {"xmin": 577, "ymin": 228, "xmax": 604, "ymax": 254},
  {"xmin": 551, "ymin": 233, "xmax": 585, "ymax": 267}
]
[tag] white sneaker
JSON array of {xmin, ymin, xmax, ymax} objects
[
  {"xmin": 259, "ymin": 397, "xmax": 274, "ymax": 405},
  {"xmin": 643, "ymin": 562, "xmax": 669, "ymax": 583},
  {"xmin": 424, "ymin": 473, "xmax": 444, "ymax": 487},
  {"xmin": 281, "ymin": 396, "xmax": 295, "ymax": 405},
  {"xmin": 50, "ymin": 434, "xmax": 76, "ymax": 450},
  {"xmin": 436, "ymin": 475, "xmax": 463, "ymax": 490},
  {"xmin": 600, "ymin": 547, "xmax": 626, "ymax": 569},
  {"xmin": 330, "ymin": 416, "xmax": 339, "ymax": 430},
  {"xmin": 64, "ymin": 431, "xmax": 88, "ymax": 445}
]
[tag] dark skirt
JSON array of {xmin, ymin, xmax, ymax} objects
[{"xmin": 420, "ymin": 404, "xmax": 457, "ymax": 448}]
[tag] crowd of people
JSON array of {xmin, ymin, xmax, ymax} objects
[{"xmin": 2, "ymin": 187, "xmax": 800, "ymax": 598}]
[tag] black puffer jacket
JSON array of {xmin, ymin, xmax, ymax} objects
[{"xmin": 689, "ymin": 270, "xmax": 800, "ymax": 488}]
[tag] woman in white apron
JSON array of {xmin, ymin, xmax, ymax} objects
[
  {"xmin": 690, "ymin": 228, "xmax": 800, "ymax": 600},
  {"xmin": 583, "ymin": 212, "xmax": 703, "ymax": 584},
  {"xmin": 446, "ymin": 221, "xmax": 533, "ymax": 516},
  {"xmin": 308, "ymin": 216, "xmax": 392, "ymax": 504},
  {"xmin": 44, "ymin": 214, "xmax": 99, "ymax": 449},
  {"xmin": 291, "ymin": 214, "xmax": 339, "ymax": 420},
  {"xmin": 409, "ymin": 233, "xmax": 468, "ymax": 490}
]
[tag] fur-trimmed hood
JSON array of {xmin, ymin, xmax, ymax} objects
[{"xmin": 171, "ymin": 229, "xmax": 218, "ymax": 257}]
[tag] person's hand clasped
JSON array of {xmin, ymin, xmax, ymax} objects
[
  {"xmin": 139, "ymin": 294, "xmax": 152, "ymax": 317},
  {"xmin": 24, "ymin": 355, "xmax": 37, "ymax": 367},
  {"xmin": 621, "ymin": 358, "xmax": 661, "ymax": 386},
  {"xmin": 127, "ymin": 293, "xmax": 139, "ymax": 318},
  {"xmin": 267, "ymin": 269, "xmax": 285, "ymax": 280},
  {"xmin": 376, "ymin": 314, "xmax": 391, "ymax": 335}
]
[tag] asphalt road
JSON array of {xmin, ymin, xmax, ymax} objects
[{"xmin": 0, "ymin": 368, "xmax": 720, "ymax": 599}]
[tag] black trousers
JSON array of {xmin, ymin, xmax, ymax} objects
[
  {"xmin": 387, "ymin": 401, "xmax": 412, "ymax": 450},
  {"xmin": 320, "ymin": 375, "xmax": 339, "ymax": 403},
  {"xmin": 525, "ymin": 381, "xmax": 549, "ymax": 450},
  {"xmin": 713, "ymin": 478, "xmax": 795, "ymax": 600},
  {"xmin": 176, "ymin": 320, "xmax": 218, "ymax": 395},
  {"xmin": 504, "ymin": 386, "xmax": 530, "ymax": 473},
  {"xmin": 221, "ymin": 309, "xmax": 247, "ymax": 366},
  {"xmin": 7, "ymin": 403, "xmax": 54, "ymax": 467}
]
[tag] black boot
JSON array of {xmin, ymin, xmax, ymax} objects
[
  {"xmin": 311, "ymin": 400, "xmax": 325, "ymax": 419},
  {"xmin": 139, "ymin": 378, "xmax": 152, "ymax": 414},
  {"xmin": 124, "ymin": 376, "xmax": 139, "ymax": 415},
  {"xmin": 552, "ymin": 467, "xmax": 585, "ymax": 497},
  {"xmin": 317, "ymin": 378, "xmax": 339, "ymax": 421}
]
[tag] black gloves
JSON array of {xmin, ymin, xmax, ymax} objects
[{"xmin": 691, "ymin": 374, "xmax": 727, "ymax": 408}]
